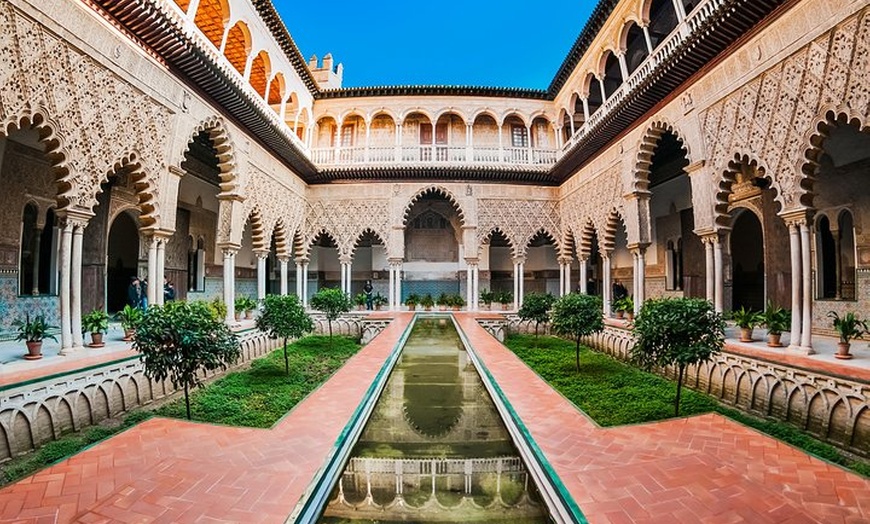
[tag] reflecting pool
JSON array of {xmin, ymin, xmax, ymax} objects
[{"xmin": 318, "ymin": 317, "xmax": 551, "ymax": 523}]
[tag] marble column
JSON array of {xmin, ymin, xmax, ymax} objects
[
  {"xmin": 147, "ymin": 236, "xmax": 158, "ymax": 308},
  {"xmin": 704, "ymin": 237, "xmax": 715, "ymax": 303},
  {"xmin": 713, "ymin": 237, "xmax": 724, "ymax": 313},
  {"xmin": 58, "ymin": 220, "xmax": 73, "ymax": 354},
  {"xmin": 472, "ymin": 264, "xmax": 479, "ymax": 310},
  {"xmin": 31, "ymin": 228, "xmax": 42, "ymax": 295},
  {"xmin": 518, "ymin": 261, "xmax": 525, "ymax": 309},
  {"xmin": 395, "ymin": 262, "xmax": 402, "ymax": 309},
  {"xmin": 71, "ymin": 222, "xmax": 85, "ymax": 349},
  {"xmin": 388, "ymin": 263, "xmax": 396, "ymax": 310},
  {"xmin": 602, "ymin": 253, "xmax": 612, "ymax": 317},
  {"xmin": 222, "ymin": 247, "xmax": 237, "ymax": 323},
  {"xmin": 296, "ymin": 258, "xmax": 304, "ymax": 297},
  {"xmin": 579, "ymin": 257, "xmax": 588, "ymax": 294},
  {"xmin": 787, "ymin": 222, "xmax": 802, "ymax": 350},
  {"xmin": 155, "ymin": 237, "xmax": 166, "ymax": 306},
  {"xmin": 800, "ymin": 222, "xmax": 814, "ymax": 353},
  {"xmin": 513, "ymin": 260, "xmax": 520, "ymax": 310},
  {"xmin": 632, "ymin": 246, "xmax": 646, "ymax": 315},
  {"xmin": 302, "ymin": 261, "xmax": 309, "ymax": 307},
  {"xmin": 466, "ymin": 263, "xmax": 473, "ymax": 310},
  {"xmin": 559, "ymin": 262, "xmax": 566, "ymax": 297},
  {"xmin": 255, "ymin": 251, "xmax": 268, "ymax": 301},
  {"xmin": 279, "ymin": 256, "xmax": 289, "ymax": 296}
]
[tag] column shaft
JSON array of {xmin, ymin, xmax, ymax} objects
[
  {"xmin": 71, "ymin": 225, "xmax": 84, "ymax": 349},
  {"xmin": 155, "ymin": 238, "xmax": 166, "ymax": 306},
  {"xmin": 800, "ymin": 223, "xmax": 814, "ymax": 352},
  {"xmin": 788, "ymin": 224, "xmax": 802, "ymax": 349},
  {"xmin": 147, "ymin": 238, "xmax": 158, "ymax": 307},
  {"xmin": 256, "ymin": 255, "xmax": 267, "ymax": 300},
  {"xmin": 31, "ymin": 229, "xmax": 42, "ymax": 295},
  {"xmin": 705, "ymin": 239, "xmax": 715, "ymax": 302},
  {"xmin": 602, "ymin": 255, "xmax": 612, "ymax": 316},
  {"xmin": 579, "ymin": 259, "xmax": 588, "ymax": 294},
  {"xmin": 713, "ymin": 239, "xmax": 724, "ymax": 313},
  {"xmin": 636, "ymin": 250, "xmax": 645, "ymax": 315},
  {"xmin": 280, "ymin": 258, "xmax": 289, "ymax": 295},
  {"xmin": 59, "ymin": 222, "xmax": 73, "ymax": 352}
]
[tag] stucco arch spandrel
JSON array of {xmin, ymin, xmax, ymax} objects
[
  {"xmin": 400, "ymin": 186, "xmax": 468, "ymax": 227},
  {"xmin": 478, "ymin": 199, "xmax": 561, "ymax": 259},
  {"xmin": 0, "ymin": 5, "xmax": 173, "ymax": 215},
  {"xmin": 304, "ymin": 199, "xmax": 391, "ymax": 259}
]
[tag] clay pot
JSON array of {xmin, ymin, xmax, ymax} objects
[
  {"xmin": 24, "ymin": 340, "xmax": 43, "ymax": 360},
  {"xmin": 739, "ymin": 327, "xmax": 754, "ymax": 342},
  {"xmin": 245, "ymin": 310, "xmax": 254, "ymax": 320},
  {"xmin": 615, "ymin": 310, "xmax": 625, "ymax": 319},
  {"xmin": 835, "ymin": 341, "xmax": 853, "ymax": 360},
  {"xmin": 89, "ymin": 332, "xmax": 105, "ymax": 348},
  {"xmin": 123, "ymin": 328, "xmax": 135, "ymax": 341},
  {"xmin": 767, "ymin": 333, "xmax": 782, "ymax": 347}
]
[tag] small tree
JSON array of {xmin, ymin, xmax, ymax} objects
[
  {"xmin": 518, "ymin": 292, "xmax": 556, "ymax": 338},
  {"xmin": 631, "ymin": 298, "xmax": 725, "ymax": 416},
  {"xmin": 310, "ymin": 287, "xmax": 352, "ymax": 343},
  {"xmin": 256, "ymin": 294, "xmax": 314, "ymax": 375},
  {"xmin": 551, "ymin": 293, "xmax": 604, "ymax": 372},
  {"xmin": 135, "ymin": 300, "xmax": 240, "ymax": 420}
]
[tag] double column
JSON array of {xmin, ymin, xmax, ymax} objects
[
  {"xmin": 629, "ymin": 245, "xmax": 647, "ymax": 316},
  {"xmin": 58, "ymin": 212, "xmax": 90, "ymax": 354},
  {"xmin": 783, "ymin": 213, "xmax": 814, "ymax": 354},
  {"xmin": 220, "ymin": 244, "xmax": 238, "ymax": 323},
  {"xmin": 388, "ymin": 258, "xmax": 403, "ymax": 310},
  {"xmin": 339, "ymin": 255, "xmax": 353, "ymax": 296},
  {"xmin": 702, "ymin": 233, "xmax": 725, "ymax": 313},
  {"xmin": 255, "ymin": 250, "xmax": 269, "ymax": 301},
  {"xmin": 465, "ymin": 259, "xmax": 479, "ymax": 310},
  {"xmin": 558, "ymin": 257, "xmax": 572, "ymax": 296},
  {"xmin": 512, "ymin": 256, "xmax": 525, "ymax": 310},
  {"xmin": 296, "ymin": 257, "xmax": 309, "ymax": 307},
  {"xmin": 602, "ymin": 251, "xmax": 612, "ymax": 317}
]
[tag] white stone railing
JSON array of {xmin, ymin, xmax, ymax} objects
[
  {"xmin": 558, "ymin": 0, "xmax": 727, "ymax": 158},
  {"xmin": 312, "ymin": 144, "xmax": 558, "ymax": 169}
]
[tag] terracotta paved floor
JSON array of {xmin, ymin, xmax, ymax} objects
[
  {"xmin": 0, "ymin": 314, "xmax": 414, "ymax": 524},
  {"xmin": 1, "ymin": 312, "xmax": 869, "ymax": 523},
  {"xmin": 454, "ymin": 314, "xmax": 870, "ymax": 524}
]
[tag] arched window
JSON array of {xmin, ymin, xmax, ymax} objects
[
  {"xmin": 19, "ymin": 205, "xmax": 57, "ymax": 296},
  {"xmin": 817, "ymin": 210, "xmax": 856, "ymax": 300}
]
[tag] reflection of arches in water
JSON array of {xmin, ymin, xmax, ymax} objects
[
  {"xmin": 730, "ymin": 210, "xmax": 764, "ymax": 311},
  {"xmin": 107, "ymin": 211, "xmax": 140, "ymax": 312}
]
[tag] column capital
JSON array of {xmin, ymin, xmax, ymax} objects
[
  {"xmin": 387, "ymin": 257, "xmax": 404, "ymax": 265},
  {"xmin": 684, "ymin": 160, "xmax": 706, "ymax": 175},
  {"xmin": 627, "ymin": 243, "xmax": 650, "ymax": 255},
  {"xmin": 779, "ymin": 208, "xmax": 813, "ymax": 228},
  {"xmin": 557, "ymin": 256, "xmax": 573, "ymax": 266},
  {"xmin": 464, "ymin": 257, "xmax": 480, "ymax": 266},
  {"xmin": 295, "ymin": 256, "xmax": 309, "ymax": 265},
  {"xmin": 339, "ymin": 254, "xmax": 353, "ymax": 264},
  {"xmin": 253, "ymin": 249, "xmax": 270, "ymax": 259},
  {"xmin": 276, "ymin": 255, "xmax": 290, "ymax": 263},
  {"xmin": 220, "ymin": 245, "xmax": 239, "ymax": 257},
  {"xmin": 512, "ymin": 256, "xmax": 526, "ymax": 266}
]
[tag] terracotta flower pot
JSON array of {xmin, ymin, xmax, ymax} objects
[
  {"xmin": 767, "ymin": 333, "xmax": 782, "ymax": 347},
  {"xmin": 123, "ymin": 328, "xmax": 135, "ymax": 341},
  {"xmin": 615, "ymin": 310, "xmax": 625, "ymax": 319},
  {"xmin": 835, "ymin": 341, "xmax": 852, "ymax": 360},
  {"xmin": 89, "ymin": 332, "xmax": 105, "ymax": 348},
  {"xmin": 739, "ymin": 327, "xmax": 754, "ymax": 342},
  {"xmin": 501, "ymin": 304, "xmax": 510, "ymax": 311},
  {"xmin": 24, "ymin": 340, "xmax": 43, "ymax": 360},
  {"xmin": 245, "ymin": 310, "xmax": 254, "ymax": 319}
]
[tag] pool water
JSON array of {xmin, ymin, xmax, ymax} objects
[{"xmin": 318, "ymin": 317, "xmax": 551, "ymax": 523}]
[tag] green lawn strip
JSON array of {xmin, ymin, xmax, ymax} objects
[
  {"xmin": 0, "ymin": 335, "xmax": 360, "ymax": 486},
  {"xmin": 505, "ymin": 334, "xmax": 870, "ymax": 478}
]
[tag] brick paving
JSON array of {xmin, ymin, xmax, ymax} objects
[{"xmin": 1, "ymin": 312, "xmax": 868, "ymax": 523}]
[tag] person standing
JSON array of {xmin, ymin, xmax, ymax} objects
[
  {"xmin": 363, "ymin": 280, "xmax": 374, "ymax": 310},
  {"xmin": 127, "ymin": 277, "xmax": 141, "ymax": 308},
  {"xmin": 163, "ymin": 277, "xmax": 176, "ymax": 302}
]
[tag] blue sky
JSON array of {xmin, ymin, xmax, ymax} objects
[{"xmin": 274, "ymin": 1, "xmax": 597, "ymax": 90}]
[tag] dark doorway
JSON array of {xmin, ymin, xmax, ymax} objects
[
  {"xmin": 730, "ymin": 210, "xmax": 764, "ymax": 311},
  {"xmin": 107, "ymin": 212, "xmax": 139, "ymax": 312}
]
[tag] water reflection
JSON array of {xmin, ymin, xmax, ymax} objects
[{"xmin": 319, "ymin": 318, "xmax": 550, "ymax": 523}]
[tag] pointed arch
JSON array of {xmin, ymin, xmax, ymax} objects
[
  {"xmin": 182, "ymin": 117, "xmax": 238, "ymax": 195},
  {"xmin": 800, "ymin": 107, "xmax": 869, "ymax": 210},
  {"xmin": 714, "ymin": 153, "xmax": 779, "ymax": 228},
  {"xmin": 401, "ymin": 186, "xmax": 466, "ymax": 227},
  {"xmin": 1, "ymin": 106, "xmax": 73, "ymax": 210},
  {"xmin": 351, "ymin": 228, "xmax": 388, "ymax": 257},
  {"xmin": 100, "ymin": 151, "xmax": 159, "ymax": 228},
  {"xmin": 520, "ymin": 227, "xmax": 560, "ymax": 258},
  {"xmin": 633, "ymin": 120, "xmax": 692, "ymax": 194},
  {"xmin": 480, "ymin": 227, "xmax": 516, "ymax": 252}
]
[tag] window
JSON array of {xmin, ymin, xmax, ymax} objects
[
  {"xmin": 817, "ymin": 211, "xmax": 856, "ymax": 300},
  {"xmin": 511, "ymin": 125, "xmax": 529, "ymax": 148}
]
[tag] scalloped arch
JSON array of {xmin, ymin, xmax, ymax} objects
[
  {"xmin": 401, "ymin": 186, "xmax": 467, "ymax": 227},
  {"xmin": 633, "ymin": 119, "xmax": 692, "ymax": 194},
  {"xmin": 183, "ymin": 117, "xmax": 239, "ymax": 196}
]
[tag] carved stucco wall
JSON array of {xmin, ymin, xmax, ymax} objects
[{"xmin": 0, "ymin": 3, "xmax": 171, "ymax": 224}]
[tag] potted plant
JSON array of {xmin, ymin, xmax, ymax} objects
[
  {"xmin": 373, "ymin": 293, "xmax": 388, "ymax": 311},
  {"xmin": 730, "ymin": 306, "xmax": 763, "ymax": 342},
  {"xmin": 354, "ymin": 292, "xmax": 367, "ymax": 311},
  {"xmin": 828, "ymin": 311, "xmax": 868, "ymax": 359},
  {"xmin": 761, "ymin": 301, "xmax": 790, "ymax": 347},
  {"xmin": 479, "ymin": 289, "xmax": 493, "ymax": 311},
  {"xmin": 452, "ymin": 294, "xmax": 465, "ymax": 311},
  {"xmin": 614, "ymin": 296, "xmax": 634, "ymax": 320},
  {"xmin": 436, "ymin": 293, "xmax": 450, "ymax": 311},
  {"xmin": 116, "ymin": 304, "xmax": 143, "ymax": 341},
  {"xmin": 13, "ymin": 314, "xmax": 58, "ymax": 360},
  {"xmin": 495, "ymin": 290, "xmax": 513, "ymax": 310},
  {"xmin": 421, "ymin": 294, "xmax": 434, "ymax": 311},
  {"xmin": 244, "ymin": 297, "xmax": 257, "ymax": 319},
  {"xmin": 82, "ymin": 309, "xmax": 109, "ymax": 347},
  {"xmin": 404, "ymin": 293, "xmax": 420, "ymax": 311},
  {"xmin": 233, "ymin": 296, "xmax": 246, "ymax": 321}
]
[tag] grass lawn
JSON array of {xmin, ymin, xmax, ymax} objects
[
  {"xmin": 0, "ymin": 335, "xmax": 360, "ymax": 486},
  {"xmin": 505, "ymin": 334, "xmax": 870, "ymax": 478}
]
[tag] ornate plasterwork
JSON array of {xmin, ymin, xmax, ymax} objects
[
  {"xmin": 477, "ymin": 199, "xmax": 561, "ymax": 257},
  {"xmin": 302, "ymin": 199, "xmax": 391, "ymax": 257},
  {"xmin": 560, "ymin": 162, "xmax": 625, "ymax": 251},
  {"xmin": 0, "ymin": 4, "xmax": 172, "ymax": 223},
  {"xmin": 242, "ymin": 168, "xmax": 305, "ymax": 255},
  {"xmin": 700, "ymin": 8, "xmax": 870, "ymax": 216}
]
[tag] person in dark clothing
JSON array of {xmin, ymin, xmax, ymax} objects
[
  {"xmin": 127, "ymin": 277, "xmax": 142, "ymax": 308},
  {"xmin": 612, "ymin": 279, "xmax": 628, "ymax": 302},
  {"xmin": 163, "ymin": 277, "xmax": 175, "ymax": 302},
  {"xmin": 363, "ymin": 280, "xmax": 374, "ymax": 310}
]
